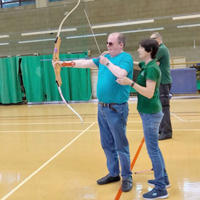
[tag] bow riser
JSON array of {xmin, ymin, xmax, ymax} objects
[{"xmin": 53, "ymin": 37, "xmax": 62, "ymax": 86}]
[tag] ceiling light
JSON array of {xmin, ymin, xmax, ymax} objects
[
  {"xmin": 0, "ymin": 43, "xmax": 9, "ymax": 45},
  {"xmin": 121, "ymin": 27, "xmax": 164, "ymax": 34},
  {"xmin": 92, "ymin": 19, "xmax": 154, "ymax": 29},
  {"xmin": 18, "ymin": 38, "xmax": 55, "ymax": 44},
  {"xmin": 177, "ymin": 23, "xmax": 200, "ymax": 28},
  {"xmin": 66, "ymin": 33, "xmax": 107, "ymax": 39},
  {"xmin": 0, "ymin": 35, "xmax": 9, "ymax": 38},
  {"xmin": 173, "ymin": 14, "xmax": 200, "ymax": 20},
  {"xmin": 21, "ymin": 28, "xmax": 77, "ymax": 36}
]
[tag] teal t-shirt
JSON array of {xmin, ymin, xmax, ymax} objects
[
  {"xmin": 137, "ymin": 60, "xmax": 162, "ymax": 114},
  {"xmin": 93, "ymin": 52, "xmax": 133, "ymax": 103}
]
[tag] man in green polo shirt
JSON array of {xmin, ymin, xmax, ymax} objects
[{"xmin": 150, "ymin": 32, "xmax": 173, "ymax": 140}]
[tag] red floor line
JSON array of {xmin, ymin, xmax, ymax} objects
[{"xmin": 114, "ymin": 137, "xmax": 145, "ymax": 200}]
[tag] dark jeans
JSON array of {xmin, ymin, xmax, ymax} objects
[{"xmin": 159, "ymin": 83, "xmax": 173, "ymax": 136}]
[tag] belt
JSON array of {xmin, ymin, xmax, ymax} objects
[
  {"xmin": 99, "ymin": 102, "xmax": 117, "ymax": 112},
  {"xmin": 99, "ymin": 102, "xmax": 117, "ymax": 107}
]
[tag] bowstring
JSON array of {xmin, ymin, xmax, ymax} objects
[{"xmin": 79, "ymin": 8, "xmax": 102, "ymax": 123}]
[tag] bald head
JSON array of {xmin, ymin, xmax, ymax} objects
[
  {"xmin": 109, "ymin": 32, "xmax": 126, "ymax": 47},
  {"xmin": 150, "ymin": 32, "xmax": 163, "ymax": 45}
]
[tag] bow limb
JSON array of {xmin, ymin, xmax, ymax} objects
[
  {"xmin": 53, "ymin": 0, "xmax": 83, "ymax": 124},
  {"xmin": 57, "ymin": 0, "xmax": 81, "ymax": 37},
  {"xmin": 57, "ymin": 87, "xmax": 83, "ymax": 124},
  {"xmin": 53, "ymin": 0, "xmax": 81, "ymax": 86}
]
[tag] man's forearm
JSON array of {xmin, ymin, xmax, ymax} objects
[
  {"xmin": 105, "ymin": 61, "xmax": 128, "ymax": 78},
  {"xmin": 62, "ymin": 59, "xmax": 97, "ymax": 69},
  {"xmin": 133, "ymin": 61, "xmax": 141, "ymax": 70}
]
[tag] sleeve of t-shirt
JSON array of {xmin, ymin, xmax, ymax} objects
[
  {"xmin": 119, "ymin": 54, "xmax": 133, "ymax": 74},
  {"xmin": 92, "ymin": 58, "xmax": 100, "ymax": 68},
  {"xmin": 146, "ymin": 67, "xmax": 159, "ymax": 82},
  {"xmin": 139, "ymin": 61, "xmax": 145, "ymax": 68}
]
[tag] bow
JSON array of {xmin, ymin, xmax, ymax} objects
[{"xmin": 53, "ymin": 0, "xmax": 83, "ymax": 124}]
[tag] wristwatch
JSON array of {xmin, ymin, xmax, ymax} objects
[
  {"xmin": 106, "ymin": 61, "xmax": 110, "ymax": 67},
  {"xmin": 131, "ymin": 81, "xmax": 135, "ymax": 87}
]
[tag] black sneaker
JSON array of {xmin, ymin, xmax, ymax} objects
[
  {"xmin": 121, "ymin": 176, "xmax": 132, "ymax": 192},
  {"xmin": 148, "ymin": 179, "xmax": 170, "ymax": 188},
  {"xmin": 159, "ymin": 134, "xmax": 172, "ymax": 140},
  {"xmin": 143, "ymin": 187, "xmax": 169, "ymax": 199},
  {"xmin": 97, "ymin": 174, "xmax": 120, "ymax": 185}
]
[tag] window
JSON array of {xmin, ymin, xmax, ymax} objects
[{"xmin": 0, "ymin": 0, "xmax": 35, "ymax": 8}]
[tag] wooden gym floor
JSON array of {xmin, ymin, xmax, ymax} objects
[{"xmin": 0, "ymin": 97, "xmax": 200, "ymax": 200}]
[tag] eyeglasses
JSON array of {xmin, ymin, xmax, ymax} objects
[
  {"xmin": 106, "ymin": 42, "xmax": 121, "ymax": 46},
  {"xmin": 106, "ymin": 42, "xmax": 114, "ymax": 46}
]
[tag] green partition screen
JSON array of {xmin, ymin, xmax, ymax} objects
[
  {"xmin": 0, "ymin": 57, "xmax": 22, "ymax": 104},
  {"xmin": 0, "ymin": 53, "xmax": 92, "ymax": 104}
]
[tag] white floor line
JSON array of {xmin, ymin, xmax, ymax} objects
[
  {"xmin": 0, "ymin": 122, "xmax": 95, "ymax": 200},
  {"xmin": 171, "ymin": 112, "xmax": 192, "ymax": 122},
  {"xmin": 1, "ymin": 119, "xmax": 199, "ymax": 126},
  {"xmin": 0, "ymin": 121, "xmax": 95, "ymax": 126},
  {"xmin": 0, "ymin": 122, "xmax": 92, "ymax": 125},
  {"xmin": 169, "ymin": 129, "xmax": 200, "ymax": 131},
  {"xmin": 125, "ymin": 129, "xmax": 200, "ymax": 132},
  {"xmin": 0, "ymin": 128, "xmax": 200, "ymax": 134},
  {"xmin": 0, "ymin": 130, "xmax": 95, "ymax": 133}
]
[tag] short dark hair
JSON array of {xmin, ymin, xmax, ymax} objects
[{"xmin": 139, "ymin": 38, "xmax": 159, "ymax": 59}]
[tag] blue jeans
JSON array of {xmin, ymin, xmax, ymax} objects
[
  {"xmin": 139, "ymin": 111, "xmax": 169, "ymax": 190},
  {"xmin": 98, "ymin": 102, "xmax": 132, "ymax": 179}
]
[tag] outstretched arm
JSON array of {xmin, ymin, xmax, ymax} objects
[
  {"xmin": 133, "ymin": 61, "xmax": 141, "ymax": 70},
  {"xmin": 52, "ymin": 59, "xmax": 98, "ymax": 69}
]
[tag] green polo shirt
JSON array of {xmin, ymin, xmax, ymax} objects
[
  {"xmin": 156, "ymin": 43, "xmax": 172, "ymax": 84},
  {"xmin": 137, "ymin": 60, "xmax": 162, "ymax": 114}
]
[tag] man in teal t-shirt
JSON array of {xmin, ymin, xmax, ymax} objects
[
  {"xmin": 150, "ymin": 32, "xmax": 173, "ymax": 140},
  {"xmin": 93, "ymin": 33, "xmax": 133, "ymax": 192},
  {"xmin": 52, "ymin": 32, "xmax": 133, "ymax": 192}
]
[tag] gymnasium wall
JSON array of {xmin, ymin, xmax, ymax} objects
[{"xmin": 0, "ymin": 0, "xmax": 200, "ymax": 63}]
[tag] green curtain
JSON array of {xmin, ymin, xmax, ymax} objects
[
  {"xmin": 19, "ymin": 56, "xmax": 45, "ymax": 102},
  {"xmin": 0, "ymin": 57, "xmax": 22, "ymax": 104},
  {"xmin": 21, "ymin": 53, "xmax": 92, "ymax": 102},
  {"xmin": 0, "ymin": 53, "xmax": 92, "ymax": 104},
  {"xmin": 41, "ymin": 54, "xmax": 61, "ymax": 101}
]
